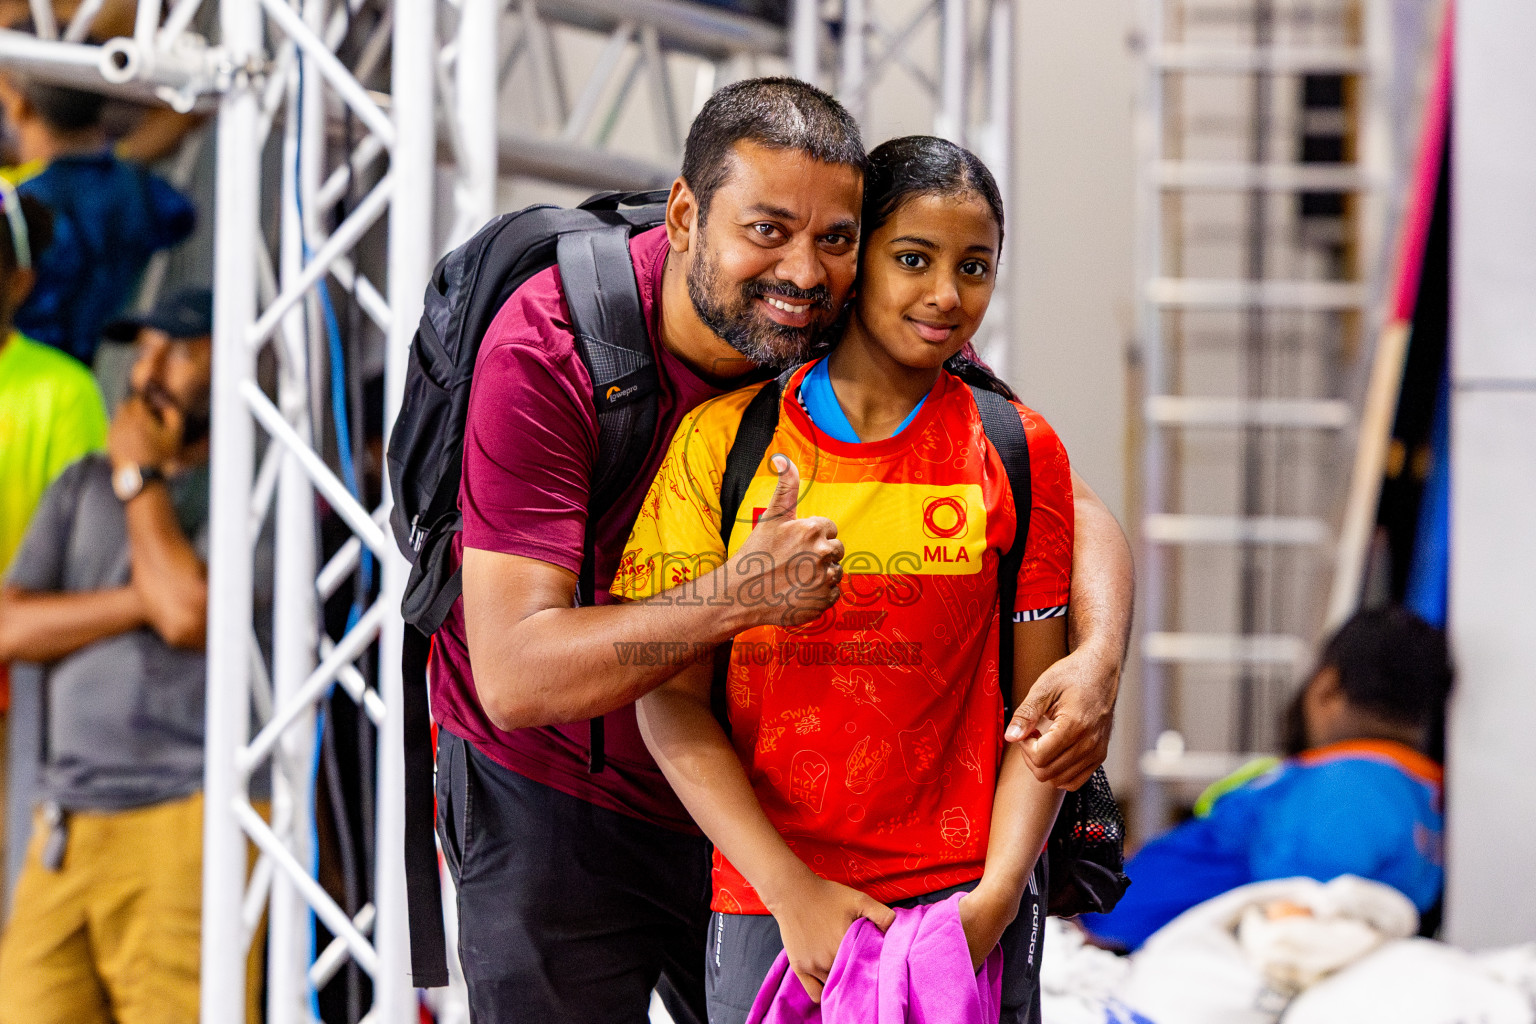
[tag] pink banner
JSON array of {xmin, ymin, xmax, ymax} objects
[{"xmin": 1391, "ymin": 2, "xmax": 1454, "ymax": 323}]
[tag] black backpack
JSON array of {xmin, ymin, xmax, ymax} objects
[
  {"xmin": 714, "ymin": 368, "xmax": 1130, "ymax": 920},
  {"xmin": 387, "ymin": 190, "xmax": 671, "ymax": 986}
]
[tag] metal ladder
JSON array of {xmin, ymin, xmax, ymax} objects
[{"xmin": 1133, "ymin": 0, "xmax": 1393, "ymax": 834}]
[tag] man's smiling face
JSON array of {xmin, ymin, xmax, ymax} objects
[{"xmin": 684, "ymin": 141, "xmax": 863, "ymax": 368}]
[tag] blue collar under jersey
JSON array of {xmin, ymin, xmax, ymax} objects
[{"xmin": 799, "ymin": 357, "xmax": 928, "ymax": 443}]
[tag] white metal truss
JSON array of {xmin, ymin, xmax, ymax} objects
[
  {"xmin": 197, "ymin": 0, "xmax": 435, "ymax": 1013},
  {"xmin": 0, "ymin": 21, "xmax": 226, "ymax": 110},
  {"xmin": 198, "ymin": 2, "xmax": 435, "ymax": 1024},
  {"xmin": 1133, "ymin": 0, "xmax": 1397, "ymax": 835},
  {"xmin": 2, "ymin": 1, "xmax": 1014, "ymax": 1018},
  {"xmin": 0, "ymin": 0, "xmax": 423, "ymax": 1016},
  {"xmin": 822, "ymin": 0, "xmax": 1010, "ymax": 150},
  {"xmin": 436, "ymin": 0, "xmax": 797, "ymax": 244}
]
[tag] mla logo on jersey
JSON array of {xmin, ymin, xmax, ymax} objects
[
  {"xmin": 730, "ymin": 480, "xmax": 984, "ymax": 575},
  {"xmin": 922, "ymin": 495, "xmax": 968, "ymax": 539}
]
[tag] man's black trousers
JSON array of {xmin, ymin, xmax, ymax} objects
[{"xmin": 435, "ymin": 729, "xmax": 713, "ymax": 1024}]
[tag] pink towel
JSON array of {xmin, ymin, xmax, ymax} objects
[{"xmin": 744, "ymin": 892, "xmax": 1004, "ymax": 1024}]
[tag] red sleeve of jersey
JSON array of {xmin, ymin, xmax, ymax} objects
[{"xmin": 1012, "ymin": 404, "xmax": 1073, "ymax": 612}]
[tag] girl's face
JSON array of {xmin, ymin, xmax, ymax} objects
[{"xmin": 853, "ymin": 191, "xmax": 1001, "ymax": 370}]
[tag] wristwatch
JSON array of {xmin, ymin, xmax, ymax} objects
[{"xmin": 111, "ymin": 462, "xmax": 166, "ymax": 502}]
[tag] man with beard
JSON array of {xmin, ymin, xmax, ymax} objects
[
  {"xmin": 0, "ymin": 288, "xmax": 264, "ymax": 1022},
  {"xmin": 435, "ymin": 77, "xmax": 1134, "ymax": 1024}
]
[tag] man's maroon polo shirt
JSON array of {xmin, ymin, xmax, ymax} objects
[{"xmin": 430, "ymin": 225, "xmax": 724, "ymax": 831}]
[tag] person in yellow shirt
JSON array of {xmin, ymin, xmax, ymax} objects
[
  {"xmin": 618, "ymin": 137, "xmax": 1074, "ymax": 1021},
  {"xmin": 0, "ymin": 179, "xmax": 106, "ymax": 903}
]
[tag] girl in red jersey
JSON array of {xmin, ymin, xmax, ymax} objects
[{"xmin": 616, "ymin": 136, "xmax": 1072, "ymax": 1023}]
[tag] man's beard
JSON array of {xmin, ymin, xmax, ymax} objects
[{"xmin": 686, "ymin": 233, "xmax": 837, "ymax": 369}]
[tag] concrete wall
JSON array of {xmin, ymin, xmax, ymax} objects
[
  {"xmin": 1008, "ymin": 0, "xmax": 1138, "ymax": 781},
  {"xmin": 1445, "ymin": 0, "xmax": 1536, "ymax": 950},
  {"xmin": 1008, "ymin": 0, "xmax": 1135, "ymax": 525}
]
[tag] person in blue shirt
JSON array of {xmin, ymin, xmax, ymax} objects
[
  {"xmin": 1082, "ymin": 607, "xmax": 1451, "ymax": 951},
  {"xmin": 0, "ymin": 76, "xmax": 195, "ymax": 365}
]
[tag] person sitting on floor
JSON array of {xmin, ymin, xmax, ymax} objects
[{"xmin": 1080, "ymin": 607, "xmax": 1451, "ymax": 952}]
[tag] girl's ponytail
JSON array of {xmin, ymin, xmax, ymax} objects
[{"xmin": 945, "ymin": 342, "xmax": 1017, "ymax": 401}]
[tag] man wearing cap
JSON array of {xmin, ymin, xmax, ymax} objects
[{"xmin": 0, "ymin": 287, "xmax": 265, "ymax": 1023}]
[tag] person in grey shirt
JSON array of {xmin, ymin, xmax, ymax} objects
[{"xmin": 0, "ymin": 288, "xmax": 262, "ymax": 1023}]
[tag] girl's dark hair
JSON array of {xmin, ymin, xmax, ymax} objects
[
  {"xmin": 863, "ymin": 135, "xmax": 1005, "ymax": 247},
  {"xmin": 862, "ymin": 135, "xmax": 1016, "ymax": 400}
]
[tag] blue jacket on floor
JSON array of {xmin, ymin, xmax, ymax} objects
[{"xmin": 1080, "ymin": 740, "xmax": 1444, "ymax": 951}]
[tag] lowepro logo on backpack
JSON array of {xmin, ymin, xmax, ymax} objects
[{"xmin": 593, "ymin": 364, "xmax": 660, "ymax": 413}]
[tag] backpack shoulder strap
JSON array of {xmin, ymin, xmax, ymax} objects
[
  {"xmin": 558, "ymin": 225, "xmax": 660, "ymax": 546},
  {"xmin": 578, "ymin": 189, "xmax": 671, "ymax": 213},
  {"xmin": 401, "ymin": 209, "xmax": 660, "ymax": 975},
  {"xmin": 969, "ymin": 385, "xmax": 1032, "ymax": 718},
  {"xmin": 710, "ymin": 366, "xmax": 795, "ymax": 727},
  {"xmin": 402, "ymin": 623, "xmax": 449, "ymax": 986},
  {"xmin": 718, "ymin": 367, "xmax": 795, "ymax": 550},
  {"xmin": 556, "ymin": 225, "xmax": 658, "ymax": 773}
]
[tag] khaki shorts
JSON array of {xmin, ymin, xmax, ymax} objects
[{"xmin": 0, "ymin": 791, "xmax": 264, "ymax": 1024}]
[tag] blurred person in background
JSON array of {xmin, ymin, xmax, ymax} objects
[
  {"xmin": 1080, "ymin": 607, "xmax": 1451, "ymax": 952},
  {"xmin": 0, "ymin": 5, "xmax": 210, "ymax": 166},
  {"xmin": 0, "ymin": 181, "xmax": 106, "ymax": 905},
  {"xmin": 0, "ymin": 74, "xmax": 194, "ymax": 365},
  {"xmin": 0, "ymin": 185, "xmax": 104, "ymax": 574},
  {"xmin": 0, "ymin": 288, "xmax": 262, "ymax": 1023}
]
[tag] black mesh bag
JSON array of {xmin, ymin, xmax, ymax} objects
[{"xmin": 1046, "ymin": 766, "xmax": 1132, "ymax": 917}]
